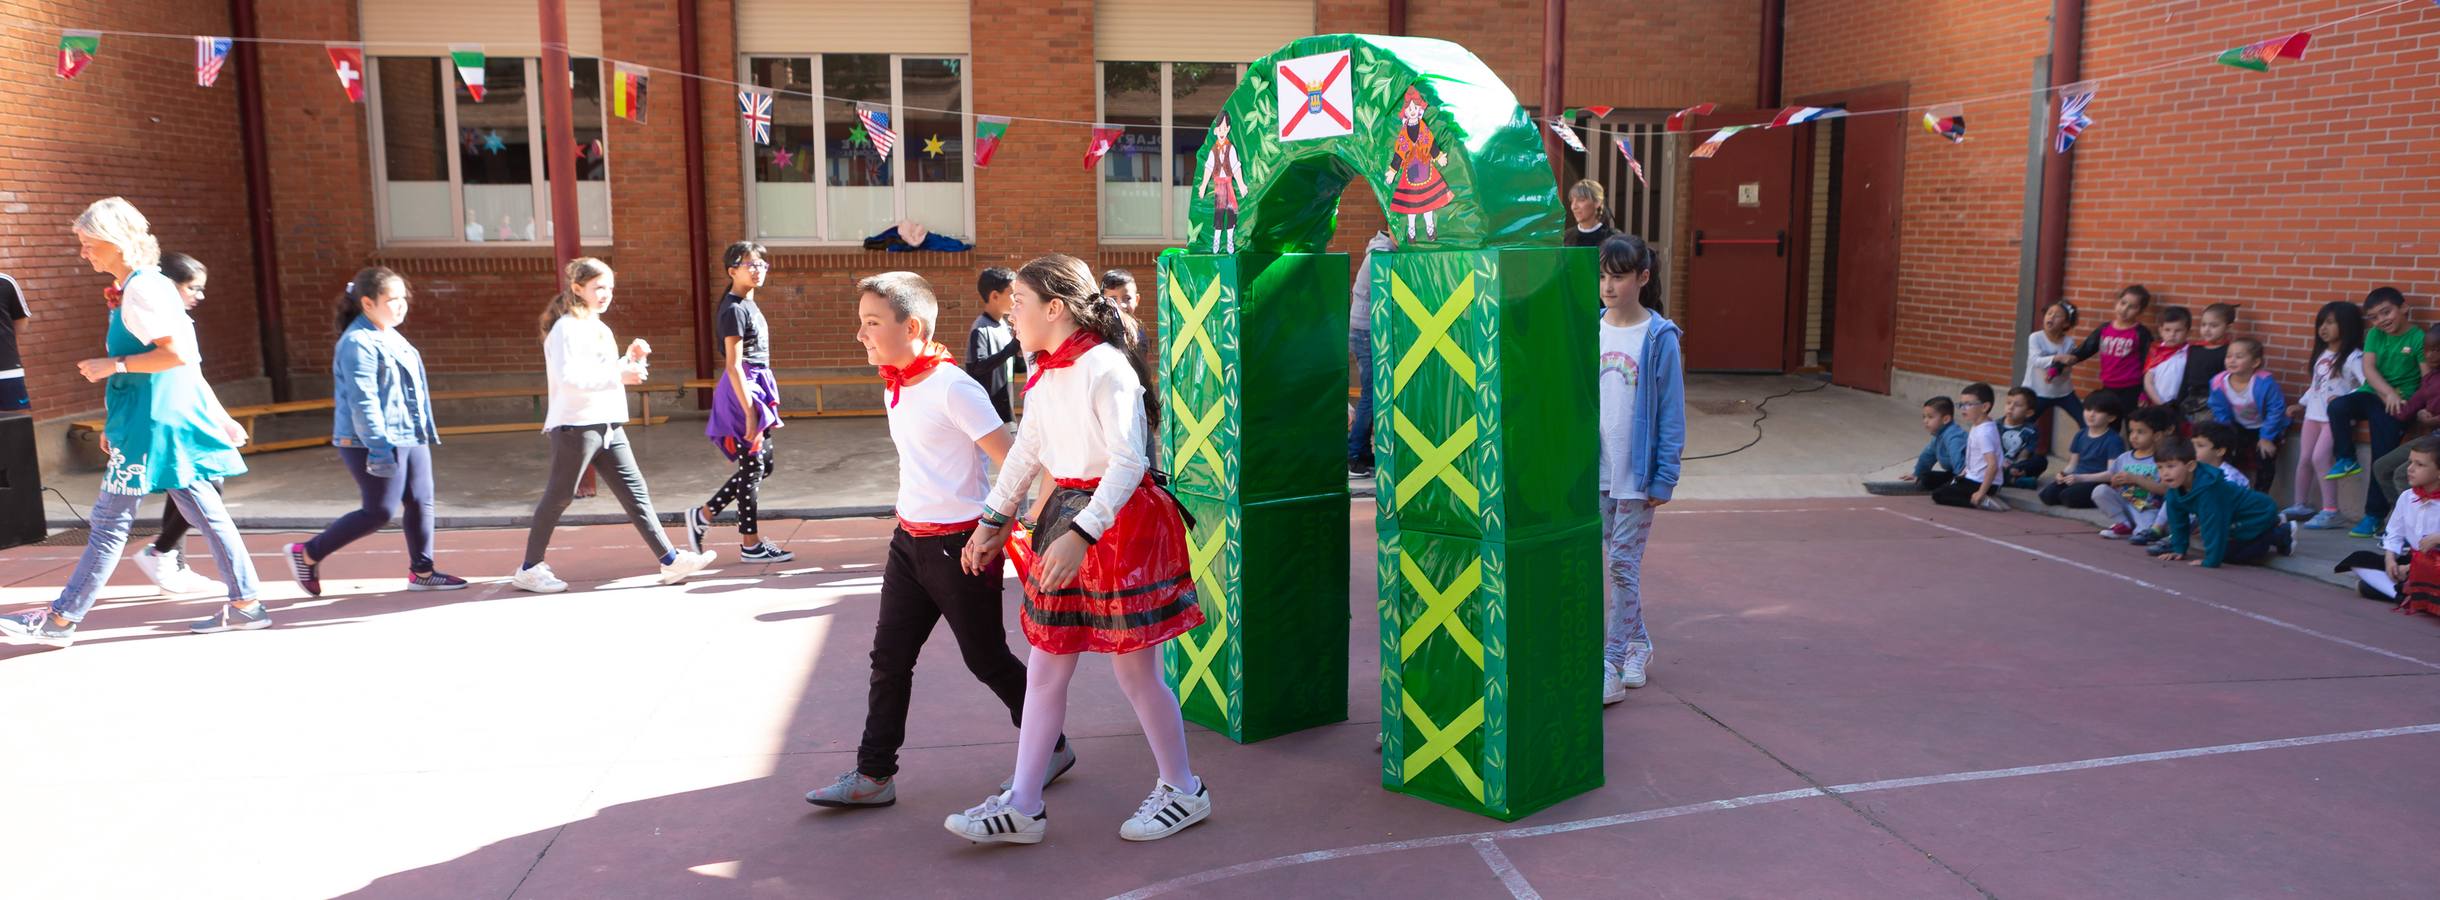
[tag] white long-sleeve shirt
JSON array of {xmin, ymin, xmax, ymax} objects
[
  {"xmin": 542, "ymin": 314, "xmax": 641, "ymax": 430},
  {"xmin": 984, "ymin": 341, "xmax": 1149, "ymax": 540},
  {"xmin": 2383, "ymin": 488, "xmax": 2440, "ymax": 556}
]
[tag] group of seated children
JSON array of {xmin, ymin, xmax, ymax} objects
[
  {"xmin": 1883, "ymin": 282, "xmax": 2440, "ymax": 575},
  {"xmin": 2336, "ymin": 437, "xmax": 2440, "ymax": 614}
]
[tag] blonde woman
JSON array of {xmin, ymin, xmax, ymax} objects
[
  {"xmin": 513, "ymin": 258, "xmax": 715, "ymax": 593},
  {"xmin": 0, "ymin": 198, "xmax": 264, "ymax": 647},
  {"xmin": 1563, "ymin": 178, "xmax": 1615, "ymax": 248}
]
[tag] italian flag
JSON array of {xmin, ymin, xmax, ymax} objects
[
  {"xmin": 973, "ymin": 116, "xmax": 1010, "ymax": 168},
  {"xmin": 2216, "ymin": 31, "xmax": 2309, "ymax": 72},
  {"xmin": 451, "ymin": 45, "xmax": 486, "ymax": 101}
]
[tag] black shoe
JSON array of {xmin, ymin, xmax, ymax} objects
[{"xmin": 1348, "ymin": 463, "xmax": 1375, "ymax": 479}]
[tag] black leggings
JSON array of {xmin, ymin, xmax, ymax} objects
[
  {"xmin": 2040, "ymin": 479, "xmax": 2102, "ymax": 508},
  {"xmin": 706, "ymin": 443, "xmax": 775, "ymax": 537}
]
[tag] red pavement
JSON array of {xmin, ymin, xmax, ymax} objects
[{"xmin": 4, "ymin": 499, "xmax": 2440, "ymax": 899}]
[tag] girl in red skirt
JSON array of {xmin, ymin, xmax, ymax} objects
[{"xmin": 944, "ymin": 254, "xmax": 1209, "ymax": 845}]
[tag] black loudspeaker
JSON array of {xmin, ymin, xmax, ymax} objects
[{"xmin": 0, "ymin": 413, "xmax": 43, "ymax": 550}]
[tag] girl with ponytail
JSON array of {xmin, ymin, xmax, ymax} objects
[
  {"xmin": 944, "ymin": 254, "xmax": 1209, "ymax": 845},
  {"xmin": 1593, "ymin": 232, "xmax": 1685, "ymax": 704}
]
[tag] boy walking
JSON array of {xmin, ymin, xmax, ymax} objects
[{"xmin": 963, "ymin": 267, "xmax": 1023, "ymax": 423}]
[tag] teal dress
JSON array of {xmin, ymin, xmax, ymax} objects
[{"xmin": 99, "ymin": 272, "xmax": 246, "ymax": 495}]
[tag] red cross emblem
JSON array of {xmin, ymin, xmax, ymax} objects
[{"xmin": 1278, "ymin": 54, "xmax": 1353, "ymax": 138}]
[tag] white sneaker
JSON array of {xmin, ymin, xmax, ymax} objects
[
  {"xmin": 1619, "ymin": 641, "xmax": 1652, "ymax": 689},
  {"xmin": 1602, "ymin": 661, "xmax": 1628, "ymax": 706},
  {"xmin": 158, "ymin": 564, "xmax": 228, "ymax": 598},
  {"xmin": 1976, "ymin": 495, "xmax": 2009, "ymax": 512},
  {"xmin": 131, "ymin": 545, "xmax": 171, "ymax": 587},
  {"xmin": 657, "ymin": 550, "xmax": 717, "ymax": 585},
  {"xmin": 943, "ymin": 791, "xmax": 1046, "ymax": 845},
  {"xmin": 512, "ymin": 563, "xmax": 568, "ymax": 593},
  {"xmin": 1118, "ymin": 779, "xmax": 1210, "ymax": 842}
]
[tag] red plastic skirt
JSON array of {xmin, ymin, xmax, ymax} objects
[{"xmin": 1007, "ymin": 476, "xmax": 1203, "ymax": 655}]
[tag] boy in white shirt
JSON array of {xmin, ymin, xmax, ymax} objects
[
  {"xmin": 2339, "ymin": 436, "xmax": 2440, "ymax": 614},
  {"xmin": 805, "ymin": 271, "xmax": 1070, "ymax": 809},
  {"xmin": 1934, "ymin": 383, "xmax": 2009, "ymax": 512}
]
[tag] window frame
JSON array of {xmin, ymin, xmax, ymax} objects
[
  {"xmin": 1095, "ymin": 60, "xmax": 1239, "ymax": 245},
  {"xmin": 739, "ymin": 52, "xmax": 975, "ymax": 247},
  {"xmin": 364, "ymin": 56, "xmax": 616, "ymax": 248}
]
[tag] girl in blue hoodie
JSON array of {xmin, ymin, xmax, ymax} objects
[{"xmin": 1596, "ymin": 234, "xmax": 1686, "ymax": 705}]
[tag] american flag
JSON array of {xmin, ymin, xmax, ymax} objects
[
  {"xmin": 195, "ymin": 37, "xmax": 231, "ymax": 88},
  {"xmin": 2057, "ymin": 85, "xmax": 2094, "ymax": 153},
  {"xmin": 857, "ymin": 104, "xmax": 896, "ymax": 160},
  {"xmin": 738, "ymin": 89, "xmax": 772, "ymax": 145},
  {"xmin": 1615, "ymin": 136, "xmax": 1648, "ymax": 188}
]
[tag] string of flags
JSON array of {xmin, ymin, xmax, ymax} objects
[{"xmin": 28, "ymin": 0, "xmax": 2434, "ymax": 174}]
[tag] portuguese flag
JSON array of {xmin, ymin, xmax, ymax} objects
[
  {"xmin": 450, "ymin": 45, "xmax": 486, "ymax": 102},
  {"xmin": 973, "ymin": 116, "xmax": 1010, "ymax": 168},
  {"xmin": 57, "ymin": 31, "xmax": 98, "ymax": 80},
  {"xmin": 2216, "ymin": 31, "xmax": 2309, "ymax": 72}
]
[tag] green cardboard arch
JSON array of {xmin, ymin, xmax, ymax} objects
[{"xmin": 1183, "ymin": 34, "xmax": 1566, "ymax": 252}]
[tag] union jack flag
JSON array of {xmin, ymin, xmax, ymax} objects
[
  {"xmin": 738, "ymin": 89, "xmax": 773, "ymax": 145},
  {"xmin": 195, "ymin": 37, "xmax": 231, "ymax": 88},
  {"xmin": 857, "ymin": 104, "xmax": 896, "ymax": 160},
  {"xmin": 2056, "ymin": 85, "xmax": 2095, "ymax": 154}
]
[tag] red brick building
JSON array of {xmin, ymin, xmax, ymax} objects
[{"xmin": 3, "ymin": 0, "xmax": 2435, "ymax": 469}]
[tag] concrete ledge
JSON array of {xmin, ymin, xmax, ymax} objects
[{"xmin": 1987, "ymin": 486, "xmax": 2354, "ymax": 591}]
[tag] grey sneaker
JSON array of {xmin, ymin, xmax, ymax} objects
[
  {"xmin": 407, "ymin": 570, "xmax": 470, "ymax": 591},
  {"xmin": 189, "ymin": 601, "xmax": 272, "ymax": 635},
  {"xmin": 738, "ymin": 542, "xmax": 794, "ymax": 564},
  {"xmin": 1118, "ymin": 779, "xmax": 1211, "ymax": 842},
  {"xmin": 805, "ymin": 769, "xmax": 896, "ymax": 808},
  {"xmin": 943, "ymin": 792, "xmax": 1046, "ymax": 845},
  {"xmin": 999, "ymin": 740, "xmax": 1078, "ymax": 793},
  {"xmin": 0, "ymin": 610, "xmax": 74, "ymax": 647}
]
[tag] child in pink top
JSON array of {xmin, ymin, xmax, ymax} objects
[{"xmin": 2055, "ymin": 285, "xmax": 2156, "ymax": 418}]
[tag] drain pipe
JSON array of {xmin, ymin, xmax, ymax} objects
[
  {"xmin": 1388, "ymin": 0, "xmax": 1406, "ymax": 35},
  {"xmin": 230, "ymin": 0, "xmax": 291, "ymax": 401},
  {"xmin": 1541, "ymin": 0, "xmax": 1565, "ymax": 179},
  {"xmin": 1757, "ymin": 0, "xmax": 1783, "ymax": 108},
  {"xmin": 2032, "ymin": 0, "xmax": 2084, "ymax": 310},
  {"xmin": 678, "ymin": 0, "xmax": 713, "ymax": 395}
]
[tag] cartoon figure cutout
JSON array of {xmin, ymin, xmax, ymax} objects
[
  {"xmin": 1387, "ymin": 86, "xmax": 1452, "ymax": 241},
  {"xmin": 1200, "ymin": 118, "xmax": 1248, "ymax": 254}
]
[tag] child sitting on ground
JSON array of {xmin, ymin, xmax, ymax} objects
[
  {"xmin": 2151, "ymin": 435, "xmax": 2295, "ymax": 568},
  {"xmin": 2093, "ymin": 405, "xmax": 2176, "ymax": 540},
  {"xmin": 2337, "ymin": 436, "xmax": 2440, "ymax": 613},
  {"xmin": 2000, "ymin": 387, "xmax": 2046, "ymax": 489},
  {"xmin": 2146, "ymin": 422, "xmax": 2258, "ymax": 555},
  {"xmin": 1932, "ymin": 383, "xmax": 2008, "ymax": 511},
  {"xmin": 2041, "ymin": 393, "xmax": 2129, "ymax": 508},
  {"xmin": 1866, "ymin": 397, "xmax": 1964, "ymax": 495}
]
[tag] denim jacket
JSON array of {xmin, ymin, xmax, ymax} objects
[
  {"xmin": 1605, "ymin": 313, "xmax": 1688, "ymax": 502},
  {"xmin": 330, "ymin": 315, "xmax": 438, "ymax": 464}
]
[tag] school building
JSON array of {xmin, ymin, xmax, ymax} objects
[{"xmin": 2, "ymin": 0, "xmax": 2436, "ymax": 470}]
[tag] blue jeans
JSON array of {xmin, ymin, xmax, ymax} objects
[
  {"xmin": 2326, "ymin": 392, "xmax": 2407, "ymax": 517},
  {"xmin": 1600, "ymin": 495, "xmax": 1654, "ymax": 663},
  {"xmin": 54, "ymin": 481, "xmax": 259, "ymax": 622},
  {"xmin": 304, "ymin": 445, "xmax": 438, "ymax": 572},
  {"xmin": 1349, "ymin": 328, "xmax": 1375, "ymax": 466}
]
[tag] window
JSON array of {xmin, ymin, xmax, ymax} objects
[
  {"xmin": 368, "ymin": 56, "xmax": 613, "ymax": 245},
  {"xmin": 1098, "ymin": 62, "xmax": 1239, "ymax": 243},
  {"xmin": 744, "ymin": 54, "xmax": 972, "ymax": 243}
]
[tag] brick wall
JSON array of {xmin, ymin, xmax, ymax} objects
[{"xmin": 0, "ymin": 0, "xmax": 263, "ymax": 419}]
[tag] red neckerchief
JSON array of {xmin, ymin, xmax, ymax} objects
[
  {"xmin": 1025, "ymin": 330, "xmax": 1104, "ymax": 392},
  {"xmin": 878, "ymin": 342, "xmax": 956, "ymax": 408},
  {"xmin": 2145, "ymin": 341, "xmax": 2187, "ymax": 369},
  {"xmin": 2415, "ymin": 486, "xmax": 2440, "ymax": 503},
  {"xmin": 103, "ymin": 285, "xmax": 123, "ymax": 310}
]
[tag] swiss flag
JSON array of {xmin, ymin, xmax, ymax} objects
[
  {"xmin": 1083, "ymin": 126, "xmax": 1124, "ymax": 171},
  {"xmin": 327, "ymin": 44, "xmax": 366, "ymax": 103}
]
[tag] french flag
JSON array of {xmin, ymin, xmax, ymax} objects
[{"xmin": 1768, "ymin": 106, "xmax": 1846, "ymax": 128}]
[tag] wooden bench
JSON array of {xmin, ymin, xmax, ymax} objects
[
  {"xmin": 680, "ymin": 375, "xmax": 890, "ymax": 418},
  {"xmin": 67, "ymin": 384, "xmax": 667, "ymax": 455}
]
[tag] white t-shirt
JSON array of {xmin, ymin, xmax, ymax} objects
[
  {"xmin": 984, "ymin": 342, "xmax": 1151, "ymax": 539},
  {"xmin": 1962, "ymin": 419, "xmax": 2002, "ymax": 483},
  {"xmin": 886, "ymin": 365, "xmax": 1008, "ymax": 525},
  {"xmin": 2024, "ymin": 331, "xmax": 2075, "ymax": 398},
  {"xmin": 2301, "ymin": 349, "xmax": 2367, "ymax": 422},
  {"xmin": 117, "ymin": 270, "xmax": 199, "ymax": 364},
  {"xmin": 1598, "ymin": 316, "xmax": 1652, "ymax": 499},
  {"xmin": 2143, "ymin": 344, "xmax": 2188, "ymax": 406}
]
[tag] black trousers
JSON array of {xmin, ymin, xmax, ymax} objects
[
  {"xmin": 857, "ymin": 526, "xmax": 1033, "ymax": 779},
  {"xmin": 2041, "ymin": 479, "xmax": 2103, "ymax": 508},
  {"xmin": 1932, "ymin": 476, "xmax": 1993, "ymax": 507}
]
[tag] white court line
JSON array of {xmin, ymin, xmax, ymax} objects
[
  {"xmin": 1470, "ymin": 839, "xmax": 1542, "ymax": 900},
  {"xmin": 1108, "ymin": 722, "xmax": 2440, "ymax": 899},
  {"xmin": 1880, "ymin": 508, "xmax": 2440, "ymax": 672},
  {"xmin": 1657, "ymin": 505, "xmax": 1879, "ymax": 515}
]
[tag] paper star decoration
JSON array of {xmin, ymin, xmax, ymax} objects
[
  {"xmin": 922, "ymin": 135, "xmax": 944, "ymax": 157},
  {"xmin": 772, "ymin": 146, "xmax": 793, "ymax": 167},
  {"xmin": 481, "ymin": 130, "xmax": 505, "ymax": 154},
  {"xmin": 849, "ymin": 125, "xmax": 869, "ymax": 146}
]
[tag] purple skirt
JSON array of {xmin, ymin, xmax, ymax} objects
[{"xmin": 706, "ymin": 365, "xmax": 782, "ymax": 461}]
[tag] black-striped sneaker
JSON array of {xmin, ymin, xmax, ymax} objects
[
  {"xmin": 1118, "ymin": 779, "xmax": 1210, "ymax": 842},
  {"xmin": 285, "ymin": 543, "xmax": 321, "ymax": 597},
  {"xmin": 738, "ymin": 542, "xmax": 794, "ymax": 564},
  {"xmin": 685, "ymin": 507, "xmax": 710, "ymax": 555},
  {"xmin": 943, "ymin": 791, "xmax": 1045, "ymax": 845}
]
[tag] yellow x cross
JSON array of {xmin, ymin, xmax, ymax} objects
[
  {"xmin": 1391, "ymin": 410, "xmax": 1481, "ymax": 513},
  {"xmin": 1173, "ymin": 523, "xmax": 1231, "ymax": 717},
  {"xmin": 1397, "ymin": 552, "xmax": 1484, "ymax": 666},
  {"xmin": 1168, "ymin": 390, "xmax": 1229, "ymax": 485},
  {"xmin": 1389, "ymin": 270, "xmax": 1478, "ymax": 393},
  {"xmin": 1401, "ymin": 690, "xmax": 1487, "ymax": 802},
  {"xmin": 1165, "ymin": 276, "xmax": 1225, "ymax": 375}
]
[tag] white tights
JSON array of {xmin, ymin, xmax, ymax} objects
[{"xmin": 1006, "ymin": 645, "xmax": 1196, "ymax": 815}]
